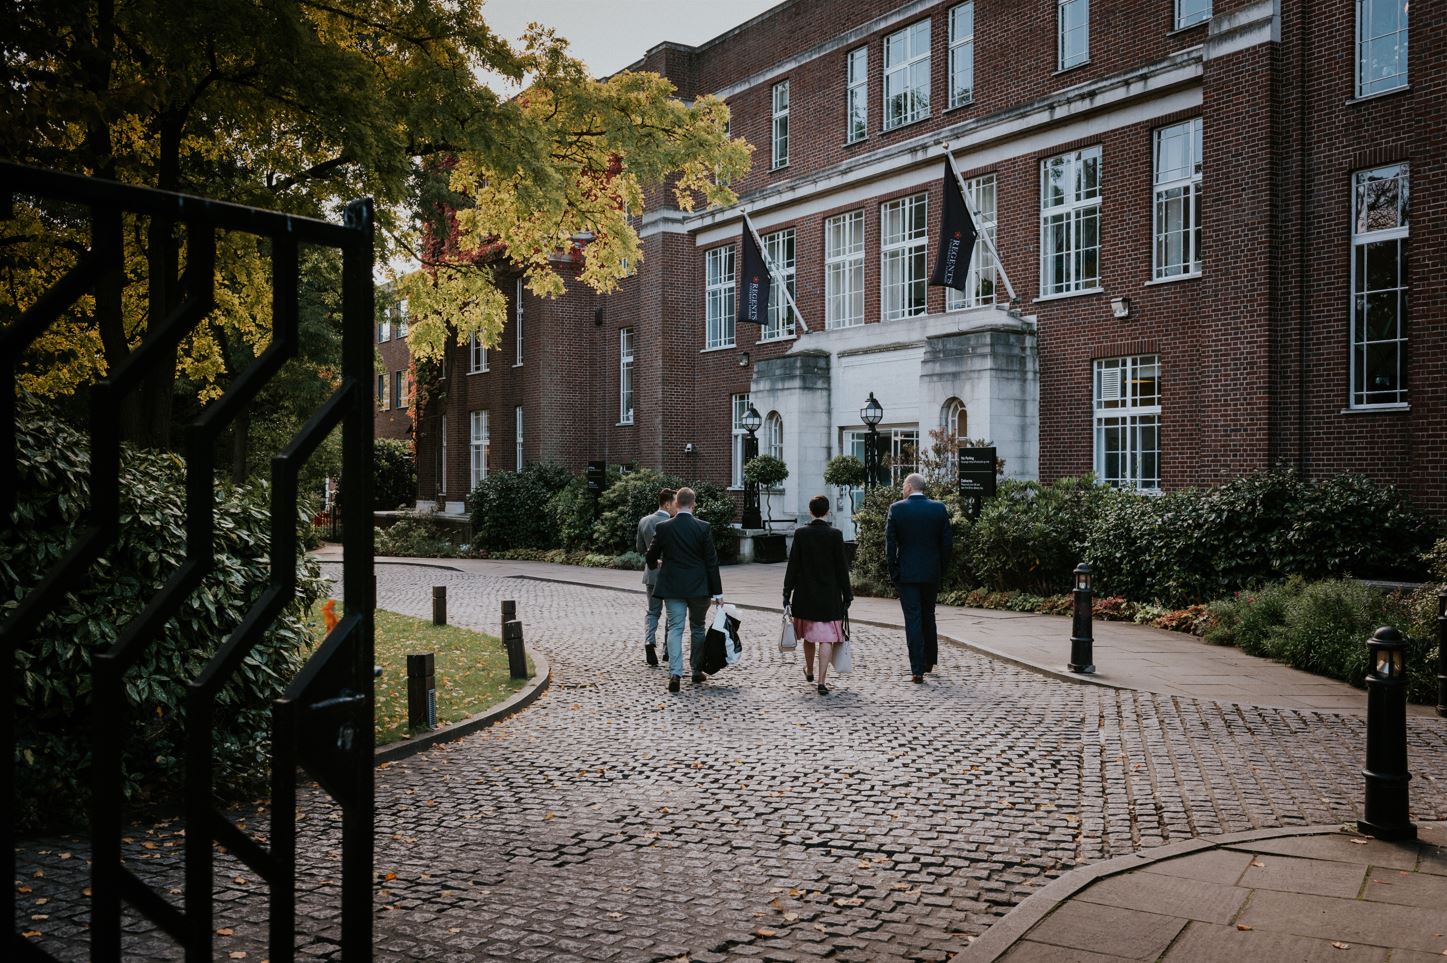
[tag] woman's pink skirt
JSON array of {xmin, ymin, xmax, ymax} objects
[{"xmin": 792, "ymin": 618, "xmax": 844, "ymax": 644}]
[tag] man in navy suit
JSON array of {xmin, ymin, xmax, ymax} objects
[
  {"xmin": 885, "ymin": 473, "xmax": 952, "ymax": 683},
  {"xmin": 645, "ymin": 487, "xmax": 724, "ymax": 693}
]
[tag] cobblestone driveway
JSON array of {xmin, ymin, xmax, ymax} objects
[{"xmin": 15, "ymin": 562, "xmax": 1447, "ymax": 962}]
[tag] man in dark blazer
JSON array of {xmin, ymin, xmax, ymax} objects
[
  {"xmin": 645, "ymin": 487, "xmax": 724, "ymax": 692},
  {"xmin": 885, "ymin": 472, "xmax": 952, "ymax": 683}
]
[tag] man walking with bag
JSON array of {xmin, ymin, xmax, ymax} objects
[
  {"xmin": 885, "ymin": 473, "xmax": 951, "ymax": 684},
  {"xmin": 644, "ymin": 487, "xmax": 724, "ymax": 693},
  {"xmin": 636, "ymin": 487, "xmax": 676, "ymax": 666}
]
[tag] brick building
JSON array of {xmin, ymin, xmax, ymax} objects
[
  {"xmin": 375, "ymin": 293, "xmax": 413, "ymax": 443},
  {"xmin": 414, "ymin": 0, "xmax": 1442, "ymax": 529}
]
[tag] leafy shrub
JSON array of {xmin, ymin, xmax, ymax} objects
[
  {"xmin": 5, "ymin": 400, "xmax": 326, "ymax": 831},
  {"xmin": 850, "ymin": 481, "xmax": 977, "ymax": 595},
  {"xmin": 590, "ymin": 469, "xmax": 736, "ymax": 558},
  {"xmin": 824, "ymin": 455, "xmax": 866, "ymax": 515},
  {"xmin": 970, "ymin": 476, "xmax": 1109, "ymax": 594},
  {"xmin": 1204, "ymin": 580, "xmax": 1300, "ymax": 655},
  {"xmin": 1088, "ymin": 472, "xmax": 1436, "ymax": 606},
  {"xmin": 373, "ymin": 438, "xmax": 416, "ymax": 510},
  {"xmin": 1152, "ymin": 604, "xmax": 1214, "ymax": 636},
  {"xmin": 468, "ymin": 462, "xmax": 573, "ymax": 551},
  {"xmin": 743, "ymin": 454, "xmax": 789, "ymax": 488},
  {"xmin": 1423, "ymin": 538, "xmax": 1447, "ymax": 583},
  {"xmin": 375, "ymin": 516, "xmax": 458, "ymax": 557},
  {"xmin": 547, "ymin": 473, "xmax": 602, "ymax": 550},
  {"xmin": 614, "ymin": 551, "xmax": 646, "ymax": 571}
]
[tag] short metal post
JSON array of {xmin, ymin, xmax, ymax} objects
[
  {"xmin": 406, "ymin": 653, "xmax": 437, "ymax": 730},
  {"xmin": 1360, "ymin": 626, "xmax": 1415, "ymax": 840},
  {"xmin": 432, "ymin": 585, "xmax": 446, "ymax": 626},
  {"xmin": 1436, "ymin": 589, "xmax": 1446, "ymax": 718},
  {"xmin": 503, "ymin": 620, "xmax": 528, "ymax": 680},
  {"xmin": 501, "ymin": 599, "xmax": 516, "ymax": 638},
  {"xmin": 1068, "ymin": 562, "xmax": 1095, "ymax": 674}
]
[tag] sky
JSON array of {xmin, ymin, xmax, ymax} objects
[{"xmin": 479, "ymin": 0, "xmax": 782, "ymax": 83}]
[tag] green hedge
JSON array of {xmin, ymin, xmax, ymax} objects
[
  {"xmin": 373, "ymin": 438, "xmax": 416, "ymax": 510},
  {"xmin": 590, "ymin": 468, "xmax": 736, "ymax": 558},
  {"xmin": 852, "ymin": 470, "xmax": 1435, "ymax": 607},
  {"xmin": 467, "ymin": 462, "xmax": 574, "ymax": 551},
  {"xmin": 5, "ymin": 400, "xmax": 326, "ymax": 831}
]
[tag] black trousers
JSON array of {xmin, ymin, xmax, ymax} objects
[{"xmin": 897, "ymin": 582, "xmax": 939, "ymax": 675}]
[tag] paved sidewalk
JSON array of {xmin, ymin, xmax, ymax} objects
[
  {"xmin": 961, "ymin": 821, "xmax": 1447, "ymax": 962},
  {"xmin": 318, "ymin": 548, "xmax": 1433, "ymax": 716}
]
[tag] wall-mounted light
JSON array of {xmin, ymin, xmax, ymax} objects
[
  {"xmin": 1111, "ymin": 297, "xmax": 1130, "ymax": 319},
  {"xmin": 738, "ymin": 351, "xmax": 750, "ymax": 367},
  {"xmin": 684, "ymin": 442, "xmax": 697, "ymax": 455}
]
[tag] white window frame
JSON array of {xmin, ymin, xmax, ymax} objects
[
  {"xmin": 439, "ymin": 414, "xmax": 447, "ymax": 495},
  {"xmin": 705, "ymin": 246, "xmax": 736, "ymax": 350},
  {"xmin": 731, "ymin": 393, "xmax": 751, "ymax": 490},
  {"xmin": 762, "ymin": 412, "xmax": 785, "ymax": 492},
  {"xmin": 396, "ymin": 298, "xmax": 408, "ymax": 337},
  {"xmin": 1058, "ymin": 0, "xmax": 1089, "ymax": 71},
  {"xmin": 889, "ymin": 428, "xmax": 920, "ymax": 488},
  {"xmin": 468, "ymin": 330, "xmax": 487, "ymax": 373},
  {"xmin": 469, "ymin": 409, "xmax": 489, "ymax": 491},
  {"xmin": 825, "ymin": 210, "xmax": 866, "ymax": 329},
  {"xmin": 1175, "ymin": 0, "xmax": 1211, "ymax": 30},
  {"xmin": 761, "ymin": 228, "xmax": 796, "ymax": 342},
  {"xmin": 376, "ymin": 373, "xmax": 386, "ymax": 411},
  {"xmin": 392, "ymin": 370, "xmax": 404, "ymax": 410},
  {"xmin": 619, "ymin": 327, "xmax": 635, "ymax": 425},
  {"xmin": 941, "ymin": 398, "xmax": 967, "ymax": 439},
  {"xmin": 846, "ymin": 47, "xmax": 868, "ymax": 144},
  {"xmin": 946, "ymin": 173, "xmax": 1000, "ymax": 311},
  {"xmin": 771, "ymin": 80, "xmax": 790, "ymax": 169},
  {"xmin": 948, "ymin": 3, "xmax": 975, "ymax": 109},
  {"xmin": 1355, "ymin": 0, "xmax": 1408, "ymax": 98},
  {"xmin": 883, "ymin": 20, "xmax": 930, "ymax": 131},
  {"xmin": 1152, "ymin": 118, "xmax": 1203, "ymax": 280},
  {"xmin": 1094, "ymin": 355, "xmax": 1161, "ymax": 492},
  {"xmin": 1350, "ymin": 163, "xmax": 1409, "ymax": 409},
  {"xmin": 880, "ymin": 193, "xmax": 928, "ymax": 321},
  {"xmin": 514, "ymin": 406, "xmax": 524, "ymax": 472},
  {"xmin": 377, "ymin": 317, "xmax": 391, "ymax": 343},
  {"xmin": 1040, "ymin": 146, "xmax": 1102, "ymax": 296},
  {"xmin": 513, "ymin": 277, "xmax": 524, "ymax": 367}
]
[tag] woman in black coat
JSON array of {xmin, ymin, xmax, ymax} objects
[{"xmin": 782, "ymin": 495, "xmax": 853, "ymax": 695}]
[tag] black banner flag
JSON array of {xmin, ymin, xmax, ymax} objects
[
  {"xmin": 737, "ymin": 224, "xmax": 771, "ymax": 325},
  {"xmin": 930, "ymin": 161, "xmax": 979, "ymax": 292}
]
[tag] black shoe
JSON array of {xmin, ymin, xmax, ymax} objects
[
  {"xmin": 691, "ymin": 672, "xmax": 705, "ymax": 685},
  {"xmin": 668, "ymin": 675, "xmax": 680, "ymax": 693},
  {"xmin": 912, "ymin": 674, "xmax": 924, "ymax": 684},
  {"xmin": 805, "ymin": 670, "xmax": 814, "ymax": 683},
  {"xmin": 817, "ymin": 683, "xmax": 829, "ymax": 695},
  {"xmin": 645, "ymin": 643, "xmax": 659, "ymax": 667}
]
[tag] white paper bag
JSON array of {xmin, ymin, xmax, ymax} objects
[
  {"xmin": 778, "ymin": 607, "xmax": 797, "ymax": 653},
  {"xmin": 830, "ymin": 638, "xmax": 853, "ymax": 674}
]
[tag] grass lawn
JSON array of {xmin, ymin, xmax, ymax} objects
[{"xmin": 313, "ymin": 603, "xmax": 535, "ymax": 746}]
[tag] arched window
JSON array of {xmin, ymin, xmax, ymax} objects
[
  {"xmin": 941, "ymin": 398, "xmax": 967, "ymax": 440},
  {"xmin": 765, "ymin": 412, "xmax": 784, "ymax": 462}
]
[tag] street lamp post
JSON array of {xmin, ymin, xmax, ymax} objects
[
  {"xmin": 1068, "ymin": 563, "xmax": 1095, "ymax": 674},
  {"xmin": 741, "ymin": 403, "xmax": 763, "ymax": 530},
  {"xmin": 861, "ymin": 392, "xmax": 884, "ymax": 490},
  {"xmin": 1360, "ymin": 626, "xmax": 1415, "ymax": 840}
]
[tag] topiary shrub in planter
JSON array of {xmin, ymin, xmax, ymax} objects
[
  {"xmin": 373, "ymin": 437, "xmax": 417, "ymax": 510},
  {"xmin": 468, "ymin": 461, "xmax": 573, "ymax": 551},
  {"xmin": 824, "ymin": 454, "xmax": 866, "ymax": 515},
  {"xmin": 5, "ymin": 400, "xmax": 327, "ymax": 832},
  {"xmin": 743, "ymin": 454, "xmax": 790, "ymax": 530}
]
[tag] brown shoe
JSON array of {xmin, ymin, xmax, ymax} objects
[
  {"xmin": 668, "ymin": 675, "xmax": 680, "ymax": 693},
  {"xmin": 691, "ymin": 672, "xmax": 706, "ymax": 685},
  {"xmin": 912, "ymin": 674, "xmax": 924, "ymax": 684}
]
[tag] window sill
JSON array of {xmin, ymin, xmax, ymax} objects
[
  {"xmin": 701, "ymin": 344, "xmax": 738, "ymax": 354},
  {"xmin": 467, "ymin": 368, "xmax": 488, "ymax": 375},
  {"xmin": 844, "ymin": 135, "xmax": 869, "ymax": 148},
  {"xmin": 1340, "ymin": 403, "xmax": 1409, "ymax": 414},
  {"xmin": 1143, "ymin": 272, "xmax": 1202, "ymax": 287},
  {"xmin": 1033, "ymin": 287, "xmax": 1104, "ymax": 304},
  {"xmin": 881, "ymin": 310, "xmax": 929, "ymax": 322},
  {"xmin": 880, "ymin": 114, "xmax": 932, "ymax": 136},
  {"xmin": 771, "ymin": 162, "xmax": 789, "ymax": 172},
  {"xmin": 1054, "ymin": 59, "xmax": 1091, "ymax": 76},
  {"xmin": 756, "ymin": 334, "xmax": 796, "ymax": 345},
  {"xmin": 1347, "ymin": 84, "xmax": 1410, "ymax": 106},
  {"xmin": 944, "ymin": 97, "xmax": 974, "ymax": 113},
  {"xmin": 616, "ymin": 420, "xmax": 635, "ymax": 428}
]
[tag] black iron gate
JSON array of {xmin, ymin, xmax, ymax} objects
[{"xmin": 2, "ymin": 162, "xmax": 376, "ymax": 961}]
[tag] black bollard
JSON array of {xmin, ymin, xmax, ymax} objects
[
  {"xmin": 1436, "ymin": 589, "xmax": 1446, "ymax": 719},
  {"xmin": 501, "ymin": 599, "xmax": 516, "ymax": 638},
  {"xmin": 503, "ymin": 619, "xmax": 529, "ymax": 680},
  {"xmin": 432, "ymin": 585, "xmax": 447, "ymax": 626},
  {"xmin": 1067, "ymin": 562, "xmax": 1095, "ymax": 674},
  {"xmin": 1359, "ymin": 626, "xmax": 1415, "ymax": 841},
  {"xmin": 406, "ymin": 652, "xmax": 437, "ymax": 730}
]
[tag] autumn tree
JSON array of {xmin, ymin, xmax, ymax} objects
[{"xmin": 1, "ymin": 0, "xmax": 750, "ymax": 452}]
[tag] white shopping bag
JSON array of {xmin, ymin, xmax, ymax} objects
[
  {"xmin": 830, "ymin": 637, "xmax": 853, "ymax": 674},
  {"xmin": 778, "ymin": 606, "xmax": 797, "ymax": 653}
]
